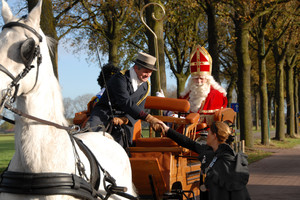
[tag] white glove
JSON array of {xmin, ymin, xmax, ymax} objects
[{"xmin": 156, "ymin": 89, "xmax": 165, "ymax": 97}]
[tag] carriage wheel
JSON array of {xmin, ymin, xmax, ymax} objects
[{"xmin": 162, "ymin": 182, "xmax": 183, "ymax": 200}]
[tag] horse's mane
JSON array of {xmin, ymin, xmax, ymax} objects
[
  {"xmin": 45, "ymin": 35, "xmax": 57, "ymax": 56},
  {"xmin": 23, "ymin": 29, "xmax": 69, "ymax": 127}
]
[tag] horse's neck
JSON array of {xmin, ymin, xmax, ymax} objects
[{"xmin": 10, "ymin": 38, "xmax": 75, "ymax": 173}]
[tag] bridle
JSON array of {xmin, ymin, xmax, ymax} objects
[{"xmin": 0, "ymin": 18, "xmax": 42, "ymax": 113}]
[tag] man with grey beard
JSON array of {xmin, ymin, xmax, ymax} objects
[{"xmin": 180, "ymin": 45, "xmax": 227, "ymax": 126}]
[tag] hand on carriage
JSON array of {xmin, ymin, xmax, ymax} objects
[
  {"xmin": 157, "ymin": 121, "xmax": 169, "ymax": 136},
  {"xmin": 112, "ymin": 117, "xmax": 129, "ymax": 126},
  {"xmin": 145, "ymin": 114, "xmax": 165, "ymax": 134}
]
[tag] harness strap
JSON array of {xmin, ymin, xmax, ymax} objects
[
  {"xmin": 0, "ymin": 115, "xmax": 15, "ymax": 124},
  {"xmin": 5, "ymin": 103, "xmax": 73, "ymax": 132},
  {"xmin": 2, "ymin": 22, "xmax": 43, "ymax": 42},
  {"xmin": 0, "ymin": 171, "xmax": 97, "ymax": 200},
  {"xmin": 73, "ymin": 136, "xmax": 138, "ymax": 200},
  {"xmin": 73, "ymin": 137, "xmax": 101, "ymax": 190},
  {"xmin": 0, "ymin": 64, "xmax": 16, "ymax": 80}
]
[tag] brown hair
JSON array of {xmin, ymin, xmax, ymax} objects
[{"xmin": 210, "ymin": 121, "xmax": 232, "ymax": 143}]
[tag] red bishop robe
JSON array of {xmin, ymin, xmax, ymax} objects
[{"xmin": 180, "ymin": 86, "xmax": 228, "ymax": 125}]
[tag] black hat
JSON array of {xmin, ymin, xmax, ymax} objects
[{"xmin": 133, "ymin": 52, "xmax": 157, "ymax": 71}]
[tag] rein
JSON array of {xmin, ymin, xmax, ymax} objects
[{"xmin": 4, "ymin": 102, "xmax": 76, "ymax": 132}]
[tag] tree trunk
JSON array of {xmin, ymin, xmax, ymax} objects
[
  {"xmin": 257, "ymin": 29, "xmax": 270, "ymax": 144},
  {"xmin": 294, "ymin": 73, "xmax": 299, "ymax": 134},
  {"xmin": 267, "ymin": 92, "xmax": 274, "ymax": 129},
  {"xmin": 286, "ymin": 60, "xmax": 295, "ymax": 137},
  {"xmin": 226, "ymin": 75, "xmax": 237, "ymax": 106},
  {"xmin": 273, "ymin": 95, "xmax": 276, "ymax": 129},
  {"xmin": 299, "ymin": 79, "xmax": 300, "ymax": 114},
  {"xmin": 108, "ymin": 40, "xmax": 119, "ymax": 67},
  {"xmin": 28, "ymin": 0, "xmax": 58, "ymax": 78},
  {"xmin": 259, "ymin": 58, "xmax": 270, "ymax": 144},
  {"xmin": 234, "ymin": 20, "xmax": 253, "ymax": 147},
  {"xmin": 273, "ymin": 43, "xmax": 286, "ymax": 141},
  {"xmin": 255, "ymin": 93, "xmax": 259, "ymax": 131},
  {"xmin": 176, "ymin": 76, "xmax": 188, "ymax": 98},
  {"xmin": 206, "ymin": 1, "xmax": 220, "ymax": 82}
]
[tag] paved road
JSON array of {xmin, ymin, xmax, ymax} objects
[{"xmin": 247, "ymin": 145, "xmax": 300, "ymax": 200}]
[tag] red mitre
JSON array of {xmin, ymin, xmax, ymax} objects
[{"xmin": 190, "ymin": 45, "xmax": 212, "ymax": 76}]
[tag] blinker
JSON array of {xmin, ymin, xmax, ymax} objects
[{"xmin": 20, "ymin": 38, "xmax": 36, "ymax": 67}]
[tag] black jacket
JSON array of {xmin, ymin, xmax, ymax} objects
[
  {"xmin": 166, "ymin": 128, "xmax": 251, "ymax": 200},
  {"xmin": 88, "ymin": 69, "xmax": 149, "ymax": 145}
]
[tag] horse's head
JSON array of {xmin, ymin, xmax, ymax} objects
[{"xmin": 0, "ymin": 0, "xmax": 43, "ymax": 111}]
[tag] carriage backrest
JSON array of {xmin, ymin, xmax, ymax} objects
[
  {"xmin": 145, "ymin": 96, "xmax": 190, "ymax": 112},
  {"xmin": 133, "ymin": 96, "xmax": 200, "ymax": 144}
]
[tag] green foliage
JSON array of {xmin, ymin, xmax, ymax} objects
[
  {"xmin": 54, "ymin": 0, "xmax": 141, "ymax": 66},
  {"xmin": 0, "ymin": 121, "xmax": 14, "ymax": 132}
]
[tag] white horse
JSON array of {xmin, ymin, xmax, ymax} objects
[{"xmin": 0, "ymin": 0, "xmax": 136, "ymax": 199}]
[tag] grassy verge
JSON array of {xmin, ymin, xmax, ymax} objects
[
  {"xmin": 246, "ymin": 136, "xmax": 300, "ymax": 164},
  {"xmin": 0, "ymin": 134, "xmax": 15, "ymax": 173}
]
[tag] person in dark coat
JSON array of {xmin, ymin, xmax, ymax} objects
[
  {"xmin": 159, "ymin": 121, "xmax": 251, "ymax": 200},
  {"xmin": 95, "ymin": 63, "xmax": 120, "ymax": 100},
  {"xmin": 87, "ymin": 52, "xmax": 163, "ymax": 147}
]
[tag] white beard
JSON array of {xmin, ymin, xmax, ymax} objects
[{"xmin": 189, "ymin": 82, "xmax": 210, "ymax": 113}]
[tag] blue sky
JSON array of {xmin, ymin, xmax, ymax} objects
[{"xmin": 57, "ymin": 46, "xmax": 101, "ymax": 99}]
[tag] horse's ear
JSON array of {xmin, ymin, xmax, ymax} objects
[
  {"xmin": 27, "ymin": 0, "xmax": 43, "ymax": 28},
  {"xmin": 20, "ymin": 38, "xmax": 36, "ymax": 66},
  {"xmin": 1, "ymin": 0, "xmax": 15, "ymax": 23}
]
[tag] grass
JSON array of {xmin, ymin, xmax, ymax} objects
[
  {"xmin": 0, "ymin": 134, "xmax": 15, "ymax": 173},
  {"xmin": 246, "ymin": 136, "xmax": 300, "ymax": 164},
  {"xmin": 246, "ymin": 148, "xmax": 272, "ymax": 164}
]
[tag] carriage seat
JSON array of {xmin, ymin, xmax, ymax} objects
[
  {"xmin": 214, "ymin": 107, "xmax": 236, "ymax": 123},
  {"xmin": 144, "ymin": 96, "xmax": 200, "ymax": 137}
]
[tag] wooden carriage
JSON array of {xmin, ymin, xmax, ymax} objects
[{"xmin": 129, "ymin": 96, "xmax": 236, "ymax": 199}]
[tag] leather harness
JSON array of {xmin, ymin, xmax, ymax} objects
[
  {"xmin": 0, "ymin": 137, "xmax": 101, "ymax": 200},
  {"xmin": 0, "ymin": 171, "xmax": 96, "ymax": 200}
]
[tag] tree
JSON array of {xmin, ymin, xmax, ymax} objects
[
  {"xmin": 53, "ymin": 0, "xmax": 143, "ymax": 67},
  {"xmin": 63, "ymin": 97, "xmax": 75, "ymax": 119},
  {"xmin": 164, "ymin": 0, "xmax": 204, "ymax": 97},
  {"xmin": 197, "ymin": 0, "xmax": 222, "ymax": 82},
  {"xmin": 285, "ymin": 21, "xmax": 299, "ymax": 137},
  {"xmin": 294, "ymin": 60, "xmax": 300, "ymax": 135},
  {"xmin": 285, "ymin": 3, "xmax": 299, "ymax": 137},
  {"xmin": 63, "ymin": 94, "xmax": 93, "ymax": 119},
  {"xmin": 228, "ymin": 1, "xmax": 254, "ymax": 147},
  {"xmin": 286, "ymin": 51, "xmax": 297, "ymax": 138},
  {"xmin": 28, "ymin": 0, "xmax": 60, "ymax": 78},
  {"xmin": 250, "ymin": 9, "xmax": 275, "ymax": 145},
  {"xmin": 0, "ymin": 121, "xmax": 14, "ymax": 133},
  {"xmin": 223, "ymin": 0, "xmax": 288, "ymax": 147},
  {"xmin": 269, "ymin": 3, "xmax": 297, "ymax": 140}
]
